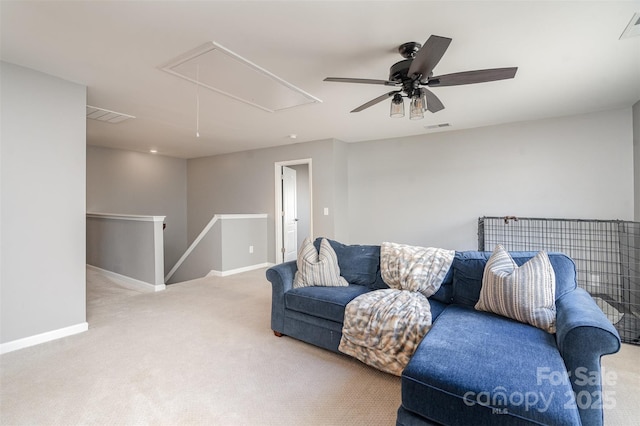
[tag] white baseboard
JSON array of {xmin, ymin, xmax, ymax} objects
[
  {"xmin": 87, "ymin": 265, "xmax": 165, "ymax": 292},
  {"xmin": 0, "ymin": 322, "xmax": 89, "ymax": 355},
  {"xmin": 207, "ymin": 262, "xmax": 274, "ymax": 277}
]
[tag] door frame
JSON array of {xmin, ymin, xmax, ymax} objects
[{"xmin": 274, "ymin": 158, "xmax": 313, "ymax": 264}]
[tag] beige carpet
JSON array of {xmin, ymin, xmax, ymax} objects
[
  {"xmin": 600, "ymin": 341, "xmax": 640, "ymax": 425},
  {"xmin": 1, "ymin": 268, "xmax": 400, "ymax": 425},
  {"xmin": 1, "ymin": 267, "xmax": 638, "ymax": 425}
]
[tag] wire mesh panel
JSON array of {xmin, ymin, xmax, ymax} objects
[{"xmin": 478, "ymin": 216, "xmax": 640, "ymax": 345}]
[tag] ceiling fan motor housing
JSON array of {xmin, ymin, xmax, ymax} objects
[
  {"xmin": 389, "ymin": 59, "xmax": 412, "ymax": 82},
  {"xmin": 389, "ymin": 59, "xmax": 422, "ymax": 96}
]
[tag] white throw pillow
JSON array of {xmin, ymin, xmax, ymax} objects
[
  {"xmin": 475, "ymin": 244, "xmax": 556, "ymax": 333},
  {"xmin": 293, "ymin": 238, "xmax": 349, "ymax": 288}
]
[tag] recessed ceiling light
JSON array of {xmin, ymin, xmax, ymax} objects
[
  {"xmin": 150, "ymin": 149, "xmax": 158, "ymax": 154},
  {"xmin": 160, "ymin": 41, "xmax": 322, "ymax": 113},
  {"xmin": 289, "ymin": 134, "xmax": 298, "ymax": 139}
]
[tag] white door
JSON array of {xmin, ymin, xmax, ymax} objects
[{"xmin": 282, "ymin": 166, "xmax": 298, "ymax": 262}]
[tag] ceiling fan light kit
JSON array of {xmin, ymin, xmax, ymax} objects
[
  {"xmin": 325, "ymin": 35, "xmax": 518, "ymax": 120},
  {"xmin": 390, "ymin": 93, "xmax": 405, "ymax": 118},
  {"xmin": 410, "ymin": 96, "xmax": 425, "ymax": 120}
]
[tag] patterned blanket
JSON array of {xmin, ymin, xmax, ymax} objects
[{"xmin": 339, "ymin": 243, "xmax": 454, "ymax": 376}]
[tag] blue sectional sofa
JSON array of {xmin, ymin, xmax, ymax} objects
[{"xmin": 265, "ymin": 239, "xmax": 621, "ymax": 426}]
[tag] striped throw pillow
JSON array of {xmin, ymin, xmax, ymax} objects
[
  {"xmin": 475, "ymin": 245, "xmax": 556, "ymax": 333},
  {"xmin": 294, "ymin": 237, "xmax": 349, "ymax": 288}
]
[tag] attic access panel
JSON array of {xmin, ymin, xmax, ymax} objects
[{"xmin": 160, "ymin": 42, "xmax": 322, "ymax": 112}]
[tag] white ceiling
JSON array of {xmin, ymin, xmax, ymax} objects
[{"xmin": 2, "ymin": 1, "xmax": 639, "ymax": 159}]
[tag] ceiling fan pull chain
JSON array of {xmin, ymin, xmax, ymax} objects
[{"xmin": 196, "ymin": 62, "xmax": 200, "ymax": 138}]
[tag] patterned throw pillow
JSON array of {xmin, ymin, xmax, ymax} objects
[
  {"xmin": 293, "ymin": 237, "xmax": 349, "ymax": 288},
  {"xmin": 380, "ymin": 242, "xmax": 455, "ymax": 296},
  {"xmin": 475, "ymin": 244, "xmax": 557, "ymax": 333}
]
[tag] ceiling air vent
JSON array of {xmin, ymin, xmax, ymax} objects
[
  {"xmin": 160, "ymin": 41, "xmax": 322, "ymax": 113},
  {"xmin": 620, "ymin": 12, "xmax": 640, "ymax": 39},
  {"xmin": 86, "ymin": 105, "xmax": 135, "ymax": 123},
  {"xmin": 425, "ymin": 123, "xmax": 451, "ymax": 130}
]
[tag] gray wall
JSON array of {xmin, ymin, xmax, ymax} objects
[
  {"xmin": 187, "ymin": 109, "xmax": 634, "ymax": 260},
  {"xmin": 220, "ymin": 216, "xmax": 268, "ymax": 271},
  {"xmin": 168, "ymin": 220, "xmax": 222, "ymax": 284},
  {"xmin": 86, "ymin": 215, "xmax": 164, "ymax": 286},
  {"xmin": 167, "ymin": 215, "xmax": 267, "ymax": 283},
  {"xmin": 86, "ymin": 146, "xmax": 187, "ymax": 274},
  {"xmin": 348, "ymin": 108, "xmax": 634, "ymax": 250},
  {"xmin": 1, "ymin": 61, "xmax": 87, "ymax": 344},
  {"xmin": 187, "ymin": 139, "xmax": 348, "ymax": 263},
  {"xmin": 633, "ymin": 100, "xmax": 640, "ymax": 220},
  {"xmin": 333, "ymin": 139, "xmax": 350, "ymax": 242}
]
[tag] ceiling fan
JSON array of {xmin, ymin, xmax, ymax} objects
[{"xmin": 324, "ymin": 35, "xmax": 518, "ymax": 119}]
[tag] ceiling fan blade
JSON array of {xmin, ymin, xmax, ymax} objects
[
  {"xmin": 428, "ymin": 67, "xmax": 518, "ymax": 87},
  {"xmin": 324, "ymin": 77, "xmax": 397, "ymax": 86},
  {"xmin": 408, "ymin": 35, "xmax": 452, "ymax": 81},
  {"xmin": 351, "ymin": 91, "xmax": 400, "ymax": 113},
  {"xmin": 421, "ymin": 88, "xmax": 445, "ymax": 113}
]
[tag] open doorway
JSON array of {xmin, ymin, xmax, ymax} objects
[{"xmin": 274, "ymin": 159, "xmax": 312, "ymax": 264}]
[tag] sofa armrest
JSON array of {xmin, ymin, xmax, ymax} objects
[
  {"xmin": 265, "ymin": 261, "xmax": 297, "ymax": 334},
  {"xmin": 555, "ymin": 287, "xmax": 621, "ymax": 426}
]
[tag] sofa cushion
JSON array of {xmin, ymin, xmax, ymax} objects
[
  {"xmin": 369, "ymin": 271, "xmax": 390, "ymax": 290},
  {"xmin": 450, "ymin": 251, "xmax": 488, "ymax": 306},
  {"xmin": 428, "ymin": 265, "xmax": 454, "ymax": 304},
  {"xmin": 476, "ymin": 245, "xmax": 556, "ymax": 333},
  {"xmin": 294, "ymin": 238, "xmax": 348, "ymax": 288},
  {"xmin": 451, "ymin": 251, "xmax": 577, "ymax": 307},
  {"xmin": 314, "ymin": 238, "xmax": 385, "ymax": 288},
  {"xmin": 285, "ymin": 285, "xmax": 371, "ymax": 323},
  {"xmin": 401, "ymin": 305, "xmax": 581, "ymax": 426},
  {"xmin": 429, "ymin": 298, "xmax": 447, "ymax": 321}
]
